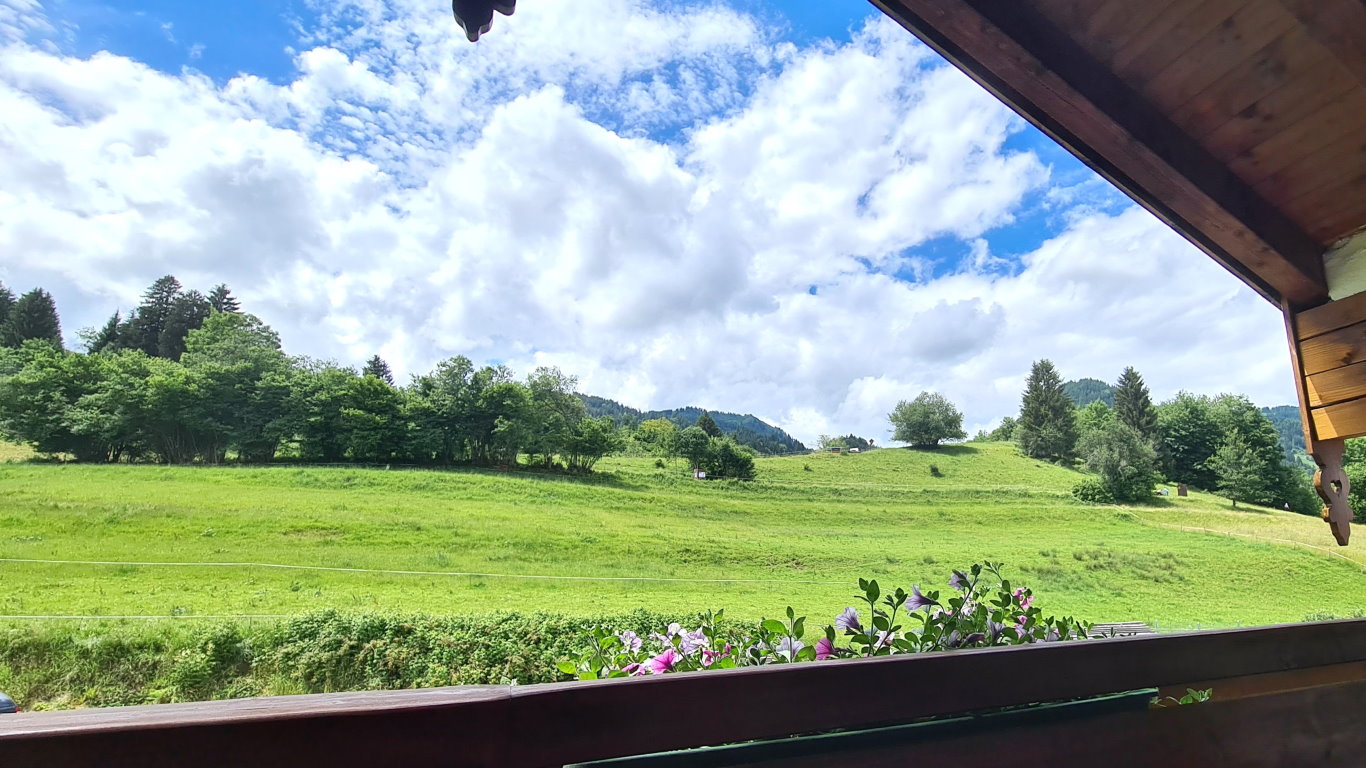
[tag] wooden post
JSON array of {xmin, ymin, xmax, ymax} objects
[{"xmin": 1283, "ymin": 297, "xmax": 1362, "ymax": 545}]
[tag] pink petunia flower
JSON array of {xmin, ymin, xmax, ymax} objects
[
  {"xmin": 815, "ymin": 636, "xmax": 836, "ymax": 660},
  {"xmin": 647, "ymin": 648, "xmax": 682, "ymax": 674}
]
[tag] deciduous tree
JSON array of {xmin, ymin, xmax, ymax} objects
[{"xmin": 889, "ymin": 392, "xmax": 966, "ymax": 448}]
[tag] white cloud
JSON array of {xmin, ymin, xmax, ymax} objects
[{"xmin": 0, "ymin": 3, "xmax": 1294, "ymax": 447}]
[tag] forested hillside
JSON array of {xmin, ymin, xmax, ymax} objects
[
  {"xmin": 580, "ymin": 396, "xmax": 807, "ymax": 455},
  {"xmin": 1063, "ymin": 378, "xmax": 1114, "ymax": 407}
]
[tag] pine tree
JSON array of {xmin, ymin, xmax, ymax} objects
[
  {"xmin": 1, "ymin": 288, "xmax": 63, "ymax": 349},
  {"xmin": 695, "ymin": 410, "xmax": 723, "ymax": 438},
  {"xmin": 87, "ymin": 311, "xmax": 122, "ymax": 353},
  {"xmin": 1016, "ymin": 359, "xmax": 1078, "ymax": 462},
  {"xmin": 0, "ymin": 282, "xmax": 16, "ymax": 327},
  {"xmin": 362, "ymin": 354, "xmax": 395, "ymax": 386},
  {"xmin": 1113, "ymin": 366, "xmax": 1159, "ymax": 444},
  {"xmin": 157, "ymin": 290, "xmax": 212, "ymax": 361},
  {"xmin": 208, "ymin": 284, "xmax": 241, "ymax": 313},
  {"xmin": 130, "ymin": 275, "xmax": 183, "ymax": 356}
]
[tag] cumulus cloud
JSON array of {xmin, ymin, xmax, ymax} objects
[{"xmin": 0, "ymin": 1, "xmax": 1293, "ymax": 445}]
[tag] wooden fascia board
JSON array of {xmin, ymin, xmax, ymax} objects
[{"xmin": 869, "ymin": 0, "xmax": 1330, "ymax": 308}]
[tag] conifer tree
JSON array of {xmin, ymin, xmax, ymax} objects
[
  {"xmin": 158, "ymin": 290, "xmax": 212, "ymax": 361},
  {"xmin": 1113, "ymin": 366, "xmax": 1159, "ymax": 444},
  {"xmin": 86, "ymin": 311, "xmax": 122, "ymax": 353},
  {"xmin": 1, "ymin": 288, "xmax": 63, "ymax": 349},
  {"xmin": 363, "ymin": 354, "xmax": 395, "ymax": 386},
  {"xmin": 1016, "ymin": 359, "xmax": 1078, "ymax": 462},
  {"xmin": 130, "ymin": 275, "xmax": 183, "ymax": 356},
  {"xmin": 208, "ymin": 284, "xmax": 241, "ymax": 313},
  {"xmin": 695, "ymin": 410, "xmax": 723, "ymax": 438},
  {"xmin": 0, "ymin": 282, "xmax": 15, "ymax": 327}
]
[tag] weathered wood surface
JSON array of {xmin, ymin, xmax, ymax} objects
[
  {"xmin": 1306, "ymin": 362, "xmax": 1366, "ymax": 408},
  {"xmin": 869, "ymin": 0, "xmax": 1329, "ymax": 306},
  {"xmin": 2, "ymin": 621, "xmax": 1364, "ymax": 767},
  {"xmin": 1298, "ymin": 292, "xmax": 1366, "ymax": 341},
  {"xmin": 1297, "ymin": 319, "xmax": 1366, "ymax": 376},
  {"xmin": 1311, "ymin": 397, "xmax": 1366, "ymax": 442}
]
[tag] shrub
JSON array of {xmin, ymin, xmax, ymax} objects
[
  {"xmin": 1077, "ymin": 421, "xmax": 1157, "ymax": 502},
  {"xmin": 929, "ymin": 464, "xmax": 942, "ymax": 478},
  {"xmin": 1072, "ymin": 477, "xmax": 1115, "ymax": 504}
]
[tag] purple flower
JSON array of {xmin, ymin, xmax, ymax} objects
[
  {"xmin": 987, "ymin": 620, "xmax": 1005, "ymax": 641},
  {"xmin": 666, "ymin": 622, "xmax": 683, "ymax": 638},
  {"xmin": 815, "ymin": 636, "xmax": 836, "ymax": 660},
  {"xmin": 617, "ymin": 630, "xmax": 642, "ymax": 654},
  {"xmin": 647, "ymin": 648, "xmax": 682, "ymax": 674},
  {"xmin": 962, "ymin": 632, "xmax": 986, "ymax": 646},
  {"xmin": 775, "ymin": 637, "xmax": 805, "ymax": 660},
  {"xmin": 649, "ymin": 632, "xmax": 671, "ymax": 647},
  {"xmin": 835, "ymin": 607, "xmax": 862, "ymax": 633},
  {"xmin": 945, "ymin": 630, "xmax": 962, "ymax": 648},
  {"xmin": 949, "ymin": 570, "xmax": 969, "ymax": 591},
  {"xmin": 679, "ymin": 628, "xmax": 709, "ymax": 655},
  {"xmin": 905, "ymin": 585, "xmax": 938, "ymax": 611},
  {"xmin": 1045, "ymin": 628, "xmax": 1061, "ymax": 643},
  {"xmin": 623, "ymin": 663, "xmax": 644, "ymax": 676},
  {"xmin": 700, "ymin": 648, "xmax": 726, "ymax": 667},
  {"xmin": 874, "ymin": 630, "xmax": 894, "ymax": 650}
]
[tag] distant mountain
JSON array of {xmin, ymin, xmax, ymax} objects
[
  {"xmin": 1261, "ymin": 405, "xmax": 1316, "ymax": 475},
  {"xmin": 579, "ymin": 395, "xmax": 808, "ymax": 455},
  {"xmin": 1063, "ymin": 378, "xmax": 1115, "ymax": 407}
]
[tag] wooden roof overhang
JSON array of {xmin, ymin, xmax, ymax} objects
[{"xmin": 867, "ymin": 0, "xmax": 1366, "ymax": 545}]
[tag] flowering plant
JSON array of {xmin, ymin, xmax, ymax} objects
[{"xmin": 559, "ymin": 563, "xmax": 1092, "ymax": 679}]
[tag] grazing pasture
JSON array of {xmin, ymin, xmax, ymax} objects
[{"xmin": 1, "ymin": 442, "xmax": 1361, "ymax": 628}]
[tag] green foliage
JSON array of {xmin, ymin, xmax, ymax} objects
[
  {"xmin": 694, "ymin": 411, "xmax": 722, "ymax": 438},
  {"xmin": 986, "ymin": 416, "xmax": 1017, "ymax": 442},
  {"xmin": 1112, "ymin": 367, "xmax": 1158, "ymax": 445},
  {"xmin": 207, "ymin": 284, "xmax": 241, "ymax": 314},
  {"xmin": 888, "ymin": 391, "xmax": 966, "ymax": 448},
  {"xmin": 1346, "ymin": 438, "xmax": 1366, "ymax": 524},
  {"xmin": 676, "ymin": 425, "xmax": 711, "ymax": 470},
  {"xmin": 1062, "ymin": 378, "xmax": 1114, "ymax": 407},
  {"xmin": 84, "ymin": 311, "xmax": 123, "ymax": 354},
  {"xmin": 1017, "ymin": 360, "xmax": 1078, "ymax": 463},
  {"xmin": 1207, "ymin": 433, "xmax": 1267, "ymax": 508},
  {"xmin": 0, "ymin": 282, "xmax": 15, "ymax": 328},
  {"xmin": 1075, "ymin": 400, "xmax": 1114, "ymax": 439},
  {"xmin": 1070, "ymin": 476, "xmax": 1115, "ymax": 504},
  {"xmin": 1076, "ymin": 421, "xmax": 1157, "ymax": 503},
  {"xmin": 580, "ymin": 397, "xmax": 807, "ymax": 455},
  {"xmin": 703, "ymin": 437, "xmax": 757, "ymax": 480},
  {"xmin": 1156, "ymin": 392, "xmax": 1222, "ymax": 489},
  {"xmin": 632, "ymin": 418, "xmax": 678, "ymax": 459},
  {"xmin": 1, "ymin": 288, "xmax": 63, "ymax": 350}
]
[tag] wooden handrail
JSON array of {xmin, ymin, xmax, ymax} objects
[{"xmin": 2, "ymin": 620, "xmax": 1364, "ymax": 767}]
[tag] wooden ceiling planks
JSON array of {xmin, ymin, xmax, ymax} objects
[
  {"xmin": 1136, "ymin": 1, "xmax": 1298, "ymax": 114},
  {"xmin": 1109, "ymin": 0, "xmax": 1243, "ymax": 81},
  {"xmin": 1227, "ymin": 94, "xmax": 1366, "ymax": 188}
]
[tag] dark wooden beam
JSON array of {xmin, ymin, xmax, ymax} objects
[{"xmin": 869, "ymin": 0, "xmax": 1330, "ymax": 308}]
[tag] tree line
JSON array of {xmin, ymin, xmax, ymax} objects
[
  {"xmin": 995, "ymin": 360, "xmax": 1320, "ymax": 512},
  {"xmin": 0, "ymin": 277, "xmax": 753, "ymax": 474}
]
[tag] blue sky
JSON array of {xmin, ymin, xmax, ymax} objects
[{"xmin": 0, "ymin": 0, "xmax": 1290, "ymax": 442}]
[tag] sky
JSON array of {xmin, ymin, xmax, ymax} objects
[{"xmin": 0, "ymin": 0, "xmax": 1297, "ymax": 445}]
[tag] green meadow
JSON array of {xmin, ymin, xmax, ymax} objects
[{"xmin": 2, "ymin": 442, "xmax": 1362, "ymax": 628}]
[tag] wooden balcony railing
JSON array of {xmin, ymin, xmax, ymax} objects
[{"xmin": 2, "ymin": 619, "xmax": 1364, "ymax": 767}]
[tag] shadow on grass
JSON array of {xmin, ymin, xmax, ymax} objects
[{"xmin": 900, "ymin": 444, "xmax": 980, "ymax": 456}]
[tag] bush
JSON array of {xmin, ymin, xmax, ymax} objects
[
  {"xmin": 1072, "ymin": 477, "xmax": 1115, "ymax": 504},
  {"xmin": 1077, "ymin": 421, "xmax": 1157, "ymax": 502}
]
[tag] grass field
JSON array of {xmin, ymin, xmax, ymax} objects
[{"xmin": 1, "ymin": 442, "xmax": 1362, "ymax": 629}]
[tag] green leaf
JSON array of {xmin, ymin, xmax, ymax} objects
[
  {"xmin": 577, "ymin": 671, "xmax": 598, "ymax": 681},
  {"xmin": 796, "ymin": 645, "xmax": 816, "ymax": 662},
  {"xmin": 872, "ymin": 615, "xmax": 890, "ymax": 632},
  {"xmin": 792, "ymin": 617, "xmax": 805, "ymax": 639},
  {"xmin": 556, "ymin": 661, "xmax": 578, "ymax": 675},
  {"xmin": 761, "ymin": 619, "xmax": 787, "ymax": 635},
  {"xmin": 786, "ymin": 606, "xmax": 795, "ymax": 620}
]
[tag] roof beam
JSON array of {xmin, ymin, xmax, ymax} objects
[{"xmin": 870, "ymin": 0, "xmax": 1330, "ymax": 308}]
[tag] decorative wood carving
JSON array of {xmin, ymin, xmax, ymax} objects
[
  {"xmin": 452, "ymin": 0, "xmax": 515, "ymax": 42},
  {"xmin": 1312, "ymin": 438, "xmax": 1353, "ymax": 546}
]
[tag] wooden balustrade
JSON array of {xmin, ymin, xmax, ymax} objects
[{"xmin": 2, "ymin": 619, "xmax": 1364, "ymax": 767}]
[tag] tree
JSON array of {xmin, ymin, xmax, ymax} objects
[
  {"xmin": 695, "ymin": 411, "xmax": 723, "ymax": 438},
  {"xmin": 634, "ymin": 418, "xmax": 678, "ymax": 459},
  {"xmin": 128, "ymin": 275, "xmax": 182, "ymax": 356},
  {"xmin": 817, "ymin": 435, "xmax": 847, "ymax": 451},
  {"xmin": 1207, "ymin": 433, "xmax": 1268, "ymax": 508},
  {"xmin": 1062, "ymin": 378, "xmax": 1114, "ymax": 407},
  {"xmin": 363, "ymin": 355, "xmax": 395, "ymax": 386},
  {"xmin": 703, "ymin": 437, "xmax": 757, "ymax": 480},
  {"xmin": 208, "ymin": 284, "xmax": 241, "ymax": 313},
  {"xmin": 1156, "ymin": 393, "xmax": 1221, "ymax": 488},
  {"xmin": 987, "ymin": 416, "xmax": 1017, "ymax": 442},
  {"xmin": 1113, "ymin": 367, "xmax": 1158, "ymax": 445},
  {"xmin": 889, "ymin": 391, "xmax": 966, "ymax": 448},
  {"xmin": 676, "ymin": 426, "xmax": 711, "ymax": 471},
  {"xmin": 1075, "ymin": 400, "xmax": 1114, "ymax": 441},
  {"xmin": 1, "ymin": 288, "xmax": 63, "ymax": 349},
  {"xmin": 1077, "ymin": 421, "xmax": 1158, "ymax": 502},
  {"xmin": 0, "ymin": 283, "xmax": 15, "ymax": 327},
  {"xmin": 1016, "ymin": 360, "xmax": 1078, "ymax": 462},
  {"xmin": 563, "ymin": 417, "xmax": 624, "ymax": 472},
  {"xmin": 84, "ymin": 312, "xmax": 123, "ymax": 354},
  {"xmin": 157, "ymin": 290, "xmax": 212, "ymax": 361}
]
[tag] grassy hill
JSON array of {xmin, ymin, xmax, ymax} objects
[{"xmin": 0, "ymin": 441, "xmax": 1361, "ymax": 629}]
